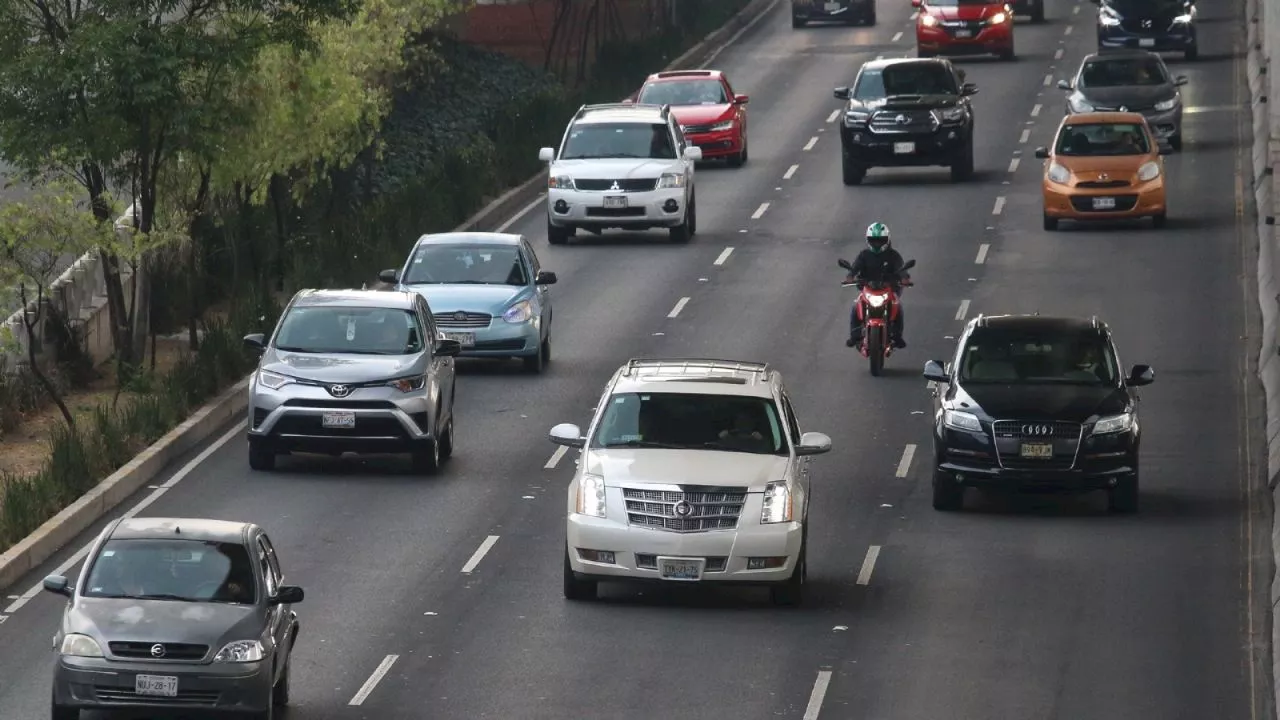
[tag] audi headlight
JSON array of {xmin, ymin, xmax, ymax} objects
[
  {"xmin": 1153, "ymin": 97, "xmax": 1177, "ymax": 112},
  {"xmin": 920, "ymin": 13, "xmax": 939, "ymax": 26},
  {"xmin": 59, "ymin": 633, "xmax": 104, "ymax": 658},
  {"xmin": 575, "ymin": 474, "xmax": 607, "ymax": 517},
  {"xmin": 1137, "ymin": 160, "xmax": 1160, "ymax": 182},
  {"xmin": 214, "ymin": 640, "xmax": 265, "ymax": 663},
  {"xmin": 548, "ymin": 175, "xmax": 575, "ymax": 190},
  {"xmin": 1069, "ymin": 95, "xmax": 1095, "ymax": 113},
  {"xmin": 864, "ymin": 293, "xmax": 887, "ymax": 308},
  {"xmin": 1047, "ymin": 162, "xmax": 1071, "ymax": 184},
  {"xmin": 1092, "ymin": 412, "xmax": 1134, "ymax": 435},
  {"xmin": 256, "ymin": 369, "xmax": 292, "ymax": 390},
  {"xmin": 386, "ymin": 373, "xmax": 427, "ymax": 393},
  {"xmin": 656, "ymin": 173, "xmax": 686, "ymax": 189},
  {"xmin": 502, "ymin": 299, "xmax": 534, "ymax": 324},
  {"xmin": 761, "ymin": 481, "xmax": 793, "ymax": 524},
  {"xmin": 988, "ymin": 11, "xmax": 1008, "ymax": 23},
  {"xmin": 1098, "ymin": 6, "xmax": 1121, "ymax": 25},
  {"xmin": 935, "ymin": 107, "xmax": 966, "ymax": 124},
  {"xmin": 943, "ymin": 409, "xmax": 982, "ymax": 433},
  {"xmin": 709, "ymin": 120, "xmax": 734, "ymax": 132}
]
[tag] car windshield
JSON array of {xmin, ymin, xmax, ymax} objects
[
  {"xmin": 854, "ymin": 65, "xmax": 958, "ymax": 100},
  {"xmin": 1080, "ymin": 57, "xmax": 1168, "ymax": 87},
  {"xmin": 1105, "ymin": 0, "xmax": 1187, "ymax": 15},
  {"xmin": 402, "ymin": 243, "xmax": 527, "ymax": 286},
  {"xmin": 1055, "ymin": 122, "xmax": 1151, "ymax": 155},
  {"xmin": 926, "ymin": 0, "xmax": 1003, "ymax": 5},
  {"xmin": 560, "ymin": 122, "xmax": 676, "ymax": 160},
  {"xmin": 81, "ymin": 539, "xmax": 257, "ymax": 604},
  {"xmin": 273, "ymin": 306, "xmax": 424, "ymax": 355},
  {"xmin": 958, "ymin": 328, "xmax": 1120, "ymax": 385},
  {"xmin": 591, "ymin": 392, "xmax": 788, "ymax": 455},
  {"xmin": 637, "ymin": 79, "xmax": 728, "ymax": 106}
]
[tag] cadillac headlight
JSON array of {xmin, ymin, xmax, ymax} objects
[
  {"xmin": 1153, "ymin": 97, "xmax": 1177, "ymax": 112},
  {"xmin": 864, "ymin": 293, "xmax": 888, "ymax": 308},
  {"xmin": 1093, "ymin": 412, "xmax": 1134, "ymax": 435},
  {"xmin": 575, "ymin": 474, "xmax": 607, "ymax": 517},
  {"xmin": 1137, "ymin": 160, "xmax": 1160, "ymax": 182},
  {"xmin": 59, "ymin": 633, "xmax": 104, "ymax": 658},
  {"xmin": 548, "ymin": 175, "xmax": 575, "ymax": 190},
  {"xmin": 1047, "ymin": 162, "xmax": 1071, "ymax": 184},
  {"xmin": 256, "ymin": 369, "xmax": 293, "ymax": 390},
  {"xmin": 1098, "ymin": 6, "xmax": 1121, "ymax": 25},
  {"xmin": 987, "ymin": 11, "xmax": 1008, "ymax": 23},
  {"xmin": 761, "ymin": 481, "xmax": 793, "ymax": 524},
  {"xmin": 656, "ymin": 173, "xmax": 686, "ymax": 189},
  {"xmin": 709, "ymin": 120, "xmax": 734, "ymax": 131},
  {"xmin": 386, "ymin": 373, "xmax": 427, "ymax": 393},
  {"xmin": 214, "ymin": 640, "xmax": 265, "ymax": 663},
  {"xmin": 920, "ymin": 13, "xmax": 939, "ymax": 26},
  {"xmin": 502, "ymin": 300, "xmax": 534, "ymax": 324},
  {"xmin": 943, "ymin": 409, "xmax": 982, "ymax": 433}
]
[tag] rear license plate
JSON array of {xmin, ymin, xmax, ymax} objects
[
  {"xmin": 825, "ymin": 1, "xmax": 841, "ymax": 10},
  {"xmin": 135, "ymin": 674, "xmax": 178, "ymax": 697},
  {"xmin": 954, "ymin": 29, "xmax": 973, "ymax": 38},
  {"xmin": 1020, "ymin": 442, "xmax": 1054, "ymax": 459},
  {"xmin": 603, "ymin": 195, "xmax": 628, "ymax": 209},
  {"xmin": 894, "ymin": 142, "xmax": 915, "ymax": 154},
  {"xmin": 1092, "ymin": 196, "xmax": 1117, "ymax": 210},
  {"xmin": 1139, "ymin": 38, "xmax": 1155, "ymax": 47},
  {"xmin": 658, "ymin": 556, "xmax": 705, "ymax": 581},
  {"xmin": 321, "ymin": 411, "xmax": 355, "ymax": 429},
  {"xmin": 443, "ymin": 331, "xmax": 475, "ymax": 348}
]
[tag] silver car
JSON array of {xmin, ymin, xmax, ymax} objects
[
  {"xmin": 1058, "ymin": 50, "xmax": 1188, "ymax": 149},
  {"xmin": 242, "ymin": 288, "xmax": 461, "ymax": 473},
  {"xmin": 45, "ymin": 517, "xmax": 303, "ymax": 720}
]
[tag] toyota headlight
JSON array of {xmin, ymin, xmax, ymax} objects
[
  {"xmin": 935, "ymin": 107, "xmax": 966, "ymax": 124},
  {"xmin": 1069, "ymin": 95, "xmax": 1095, "ymax": 113},
  {"xmin": 656, "ymin": 173, "xmax": 686, "ymax": 189},
  {"xmin": 709, "ymin": 120, "xmax": 734, "ymax": 132},
  {"xmin": 1047, "ymin": 162, "xmax": 1071, "ymax": 184},
  {"xmin": 920, "ymin": 13, "xmax": 939, "ymax": 26},
  {"xmin": 548, "ymin": 175, "xmax": 575, "ymax": 190},
  {"xmin": 386, "ymin": 373, "xmax": 427, "ymax": 393},
  {"xmin": 256, "ymin": 369, "xmax": 293, "ymax": 390},
  {"xmin": 1153, "ymin": 97, "xmax": 1177, "ymax": 112},
  {"xmin": 575, "ymin": 474, "xmax": 607, "ymax": 517},
  {"xmin": 987, "ymin": 11, "xmax": 1008, "ymax": 23},
  {"xmin": 845, "ymin": 110, "xmax": 870, "ymax": 125},
  {"xmin": 1137, "ymin": 160, "xmax": 1160, "ymax": 182},
  {"xmin": 214, "ymin": 640, "xmax": 265, "ymax": 663},
  {"xmin": 761, "ymin": 481, "xmax": 793, "ymax": 524},
  {"xmin": 943, "ymin": 409, "xmax": 982, "ymax": 433},
  {"xmin": 1098, "ymin": 6, "xmax": 1121, "ymax": 25},
  {"xmin": 502, "ymin": 300, "xmax": 534, "ymax": 324},
  {"xmin": 1092, "ymin": 412, "xmax": 1134, "ymax": 435},
  {"xmin": 864, "ymin": 293, "xmax": 887, "ymax": 308},
  {"xmin": 59, "ymin": 633, "xmax": 104, "ymax": 658}
]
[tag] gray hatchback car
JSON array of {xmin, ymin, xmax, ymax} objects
[
  {"xmin": 1058, "ymin": 50, "xmax": 1188, "ymax": 149},
  {"xmin": 243, "ymin": 288, "xmax": 461, "ymax": 473},
  {"xmin": 44, "ymin": 517, "xmax": 303, "ymax": 720}
]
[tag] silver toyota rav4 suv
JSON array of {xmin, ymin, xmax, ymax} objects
[{"xmin": 242, "ymin": 289, "xmax": 461, "ymax": 473}]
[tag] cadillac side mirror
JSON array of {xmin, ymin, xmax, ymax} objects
[
  {"xmin": 1034, "ymin": 147, "xmax": 1050, "ymax": 159},
  {"xmin": 1057, "ymin": 79, "xmax": 1072, "ymax": 90},
  {"xmin": 378, "ymin": 269, "xmax": 398, "ymax": 284},
  {"xmin": 270, "ymin": 585, "xmax": 304, "ymax": 605},
  {"xmin": 923, "ymin": 360, "xmax": 949, "ymax": 383},
  {"xmin": 435, "ymin": 339, "xmax": 462, "ymax": 357},
  {"xmin": 242, "ymin": 333, "xmax": 266, "ymax": 354},
  {"xmin": 42, "ymin": 575, "xmax": 72, "ymax": 597},
  {"xmin": 549, "ymin": 423, "xmax": 586, "ymax": 448},
  {"xmin": 795, "ymin": 431, "xmax": 833, "ymax": 456},
  {"xmin": 1127, "ymin": 364, "xmax": 1155, "ymax": 386},
  {"xmin": 833, "ymin": 86, "xmax": 851, "ymax": 100},
  {"xmin": 535, "ymin": 270, "xmax": 558, "ymax": 285}
]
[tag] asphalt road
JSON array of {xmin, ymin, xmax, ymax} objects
[{"xmin": 0, "ymin": 0, "xmax": 1268, "ymax": 718}]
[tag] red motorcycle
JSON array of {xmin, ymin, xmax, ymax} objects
[{"xmin": 837, "ymin": 258, "xmax": 915, "ymax": 376}]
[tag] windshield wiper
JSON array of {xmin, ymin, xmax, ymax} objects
[
  {"xmin": 274, "ymin": 345, "xmax": 316, "ymax": 353},
  {"xmin": 603, "ymin": 440, "xmax": 688, "ymax": 449},
  {"xmin": 702, "ymin": 442, "xmax": 771, "ymax": 453},
  {"xmin": 131, "ymin": 593, "xmax": 193, "ymax": 602}
]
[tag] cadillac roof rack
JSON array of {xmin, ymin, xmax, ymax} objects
[{"xmin": 623, "ymin": 358, "xmax": 770, "ymax": 378}]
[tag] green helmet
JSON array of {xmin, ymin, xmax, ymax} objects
[{"xmin": 866, "ymin": 222, "xmax": 891, "ymax": 253}]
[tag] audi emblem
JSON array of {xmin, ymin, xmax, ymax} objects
[
  {"xmin": 672, "ymin": 500, "xmax": 693, "ymax": 517},
  {"xmin": 1021, "ymin": 424, "xmax": 1053, "ymax": 437},
  {"xmin": 150, "ymin": 644, "xmax": 166, "ymax": 658},
  {"xmin": 327, "ymin": 384, "xmax": 351, "ymax": 398}
]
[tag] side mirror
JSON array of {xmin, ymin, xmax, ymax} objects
[
  {"xmin": 795, "ymin": 431, "xmax": 832, "ymax": 456},
  {"xmin": 538, "ymin": 147, "xmax": 555, "ymax": 163},
  {"xmin": 1034, "ymin": 147, "xmax": 1050, "ymax": 159},
  {"xmin": 535, "ymin": 270, "xmax": 558, "ymax": 285},
  {"xmin": 683, "ymin": 146, "xmax": 703, "ymax": 161},
  {"xmin": 270, "ymin": 585, "xmax": 304, "ymax": 606},
  {"xmin": 961, "ymin": 83, "xmax": 978, "ymax": 96},
  {"xmin": 901, "ymin": 258, "xmax": 916, "ymax": 270},
  {"xmin": 833, "ymin": 87, "xmax": 851, "ymax": 100},
  {"xmin": 837, "ymin": 258, "xmax": 854, "ymax": 271},
  {"xmin": 43, "ymin": 575, "xmax": 72, "ymax": 597},
  {"xmin": 1056, "ymin": 79, "xmax": 1073, "ymax": 90},
  {"xmin": 378, "ymin": 269, "xmax": 399, "ymax": 285},
  {"xmin": 911, "ymin": 0, "xmax": 922, "ymax": 7},
  {"xmin": 1127, "ymin": 364, "xmax": 1155, "ymax": 386},
  {"xmin": 549, "ymin": 422, "xmax": 586, "ymax": 448},
  {"xmin": 242, "ymin": 333, "xmax": 266, "ymax": 354},
  {"xmin": 435, "ymin": 338, "xmax": 462, "ymax": 357},
  {"xmin": 734, "ymin": 94, "xmax": 749, "ymax": 104},
  {"xmin": 1174, "ymin": 75, "xmax": 1188, "ymax": 86},
  {"xmin": 923, "ymin": 360, "xmax": 950, "ymax": 383}
]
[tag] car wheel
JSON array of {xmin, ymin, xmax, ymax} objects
[
  {"xmin": 411, "ymin": 436, "xmax": 441, "ymax": 474},
  {"xmin": 1030, "ymin": 3, "xmax": 1045, "ymax": 22},
  {"xmin": 792, "ymin": 14, "xmax": 806, "ymax": 27},
  {"xmin": 547, "ymin": 219, "xmax": 570, "ymax": 246},
  {"xmin": 864, "ymin": 8, "xmax": 877, "ymax": 25},
  {"xmin": 1108, "ymin": 471, "xmax": 1139, "ymax": 513},
  {"xmin": 950, "ymin": 140, "xmax": 975, "ymax": 182},
  {"xmin": 51, "ymin": 693, "xmax": 79, "ymax": 720},
  {"xmin": 1151, "ymin": 211, "xmax": 1167, "ymax": 229},
  {"xmin": 669, "ymin": 195, "xmax": 693, "ymax": 243},
  {"xmin": 769, "ymin": 540, "xmax": 806, "ymax": 607},
  {"xmin": 248, "ymin": 437, "xmax": 276, "ymax": 472},
  {"xmin": 272, "ymin": 655, "xmax": 291, "ymax": 706},
  {"xmin": 998, "ymin": 46, "xmax": 1015, "ymax": 61},
  {"xmin": 931, "ymin": 468, "xmax": 964, "ymax": 511},
  {"xmin": 1169, "ymin": 133, "xmax": 1182, "ymax": 151},
  {"xmin": 563, "ymin": 546, "xmax": 598, "ymax": 600},
  {"xmin": 540, "ymin": 335, "xmax": 552, "ymax": 365},
  {"xmin": 522, "ymin": 338, "xmax": 546, "ymax": 373},
  {"xmin": 437, "ymin": 414, "xmax": 455, "ymax": 460},
  {"xmin": 1043, "ymin": 212, "xmax": 1059, "ymax": 231},
  {"xmin": 841, "ymin": 153, "xmax": 866, "ymax": 185},
  {"xmin": 1184, "ymin": 45, "xmax": 1198, "ymax": 61}
]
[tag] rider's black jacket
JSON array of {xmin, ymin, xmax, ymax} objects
[{"xmin": 848, "ymin": 247, "xmax": 907, "ymax": 284}]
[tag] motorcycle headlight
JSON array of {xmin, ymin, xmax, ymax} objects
[
  {"xmin": 920, "ymin": 13, "xmax": 939, "ymax": 26},
  {"xmin": 1153, "ymin": 97, "xmax": 1177, "ymax": 112},
  {"xmin": 548, "ymin": 175, "xmax": 576, "ymax": 190},
  {"xmin": 1137, "ymin": 160, "xmax": 1160, "ymax": 182},
  {"xmin": 502, "ymin": 299, "xmax": 534, "ymax": 324},
  {"xmin": 656, "ymin": 173, "xmax": 686, "ymax": 189},
  {"xmin": 59, "ymin": 633, "xmax": 104, "ymax": 658},
  {"xmin": 709, "ymin": 120, "xmax": 734, "ymax": 132},
  {"xmin": 1092, "ymin": 412, "xmax": 1134, "ymax": 435},
  {"xmin": 575, "ymin": 474, "xmax": 607, "ymax": 517},
  {"xmin": 943, "ymin": 409, "xmax": 982, "ymax": 433},
  {"xmin": 935, "ymin": 107, "xmax": 966, "ymax": 124},
  {"xmin": 1069, "ymin": 95, "xmax": 1095, "ymax": 113},
  {"xmin": 761, "ymin": 481, "xmax": 793, "ymax": 524},
  {"xmin": 864, "ymin": 293, "xmax": 888, "ymax": 308},
  {"xmin": 987, "ymin": 11, "xmax": 1008, "ymax": 23},
  {"xmin": 386, "ymin": 373, "xmax": 427, "ymax": 393},
  {"xmin": 256, "ymin": 369, "xmax": 293, "ymax": 390},
  {"xmin": 1098, "ymin": 6, "xmax": 1121, "ymax": 25},
  {"xmin": 214, "ymin": 640, "xmax": 265, "ymax": 663}
]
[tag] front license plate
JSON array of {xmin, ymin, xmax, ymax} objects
[
  {"xmin": 893, "ymin": 142, "xmax": 915, "ymax": 154},
  {"xmin": 135, "ymin": 674, "xmax": 178, "ymax": 697},
  {"xmin": 1092, "ymin": 196, "xmax": 1117, "ymax": 210},
  {"xmin": 1020, "ymin": 442, "xmax": 1054, "ymax": 459},
  {"xmin": 603, "ymin": 195, "xmax": 628, "ymax": 209},
  {"xmin": 954, "ymin": 29, "xmax": 973, "ymax": 38},
  {"xmin": 321, "ymin": 411, "xmax": 355, "ymax": 429},
  {"xmin": 1139, "ymin": 38, "xmax": 1156, "ymax": 47},
  {"xmin": 658, "ymin": 556, "xmax": 705, "ymax": 581},
  {"xmin": 443, "ymin": 331, "xmax": 475, "ymax": 348}
]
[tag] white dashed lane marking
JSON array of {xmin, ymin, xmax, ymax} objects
[
  {"xmin": 857, "ymin": 545, "xmax": 882, "ymax": 585},
  {"xmin": 803, "ymin": 671, "xmax": 834, "ymax": 720},
  {"xmin": 892, "ymin": 31, "xmax": 903, "ymax": 41},
  {"xmin": 461, "ymin": 536, "xmax": 501, "ymax": 574},
  {"xmin": 955, "ymin": 299, "xmax": 971, "ymax": 320},
  {"xmin": 349, "ymin": 655, "xmax": 399, "ymax": 706},
  {"xmin": 1031, "ymin": 103, "xmax": 1042, "ymax": 117},
  {"xmin": 752, "ymin": 202, "xmax": 770, "ymax": 219},
  {"xmin": 1008, "ymin": 157, "xmax": 1020, "ymax": 173},
  {"xmin": 668, "ymin": 297, "xmax": 691, "ymax": 318},
  {"xmin": 992, "ymin": 196, "xmax": 1006, "ymax": 215},
  {"xmin": 714, "ymin": 247, "xmax": 735, "ymax": 265},
  {"xmin": 975, "ymin": 243, "xmax": 990, "ymax": 264},
  {"xmin": 784, "ymin": 164, "xmax": 799, "ymax": 180},
  {"xmin": 895, "ymin": 444, "xmax": 917, "ymax": 478},
  {"xmin": 1019, "ymin": 129, "xmax": 1031, "ymax": 143},
  {"xmin": 544, "ymin": 445, "xmax": 568, "ymax": 469},
  {"xmin": 1054, "ymin": 47, "xmax": 1064, "ymax": 60},
  {"xmin": 1064, "ymin": 24, "xmax": 1074, "ymax": 34},
  {"xmin": 1043, "ymin": 73, "xmax": 1053, "ymax": 86},
  {"xmin": 826, "ymin": 109, "xmax": 840, "ymax": 123}
]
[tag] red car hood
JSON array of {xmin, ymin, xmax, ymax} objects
[
  {"xmin": 669, "ymin": 104, "xmax": 734, "ymax": 125},
  {"xmin": 926, "ymin": 3, "xmax": 1003, "ymax": 20}
]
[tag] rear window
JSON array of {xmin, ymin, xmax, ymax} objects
[{"xmin": 561, "ymin": 122, "xmax": 676, "ymax": 160}]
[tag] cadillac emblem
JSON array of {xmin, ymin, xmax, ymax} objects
[{"xmin": 672, "ymin": 500, "xmax": 693, "ymax": 517}]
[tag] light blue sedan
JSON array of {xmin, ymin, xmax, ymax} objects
[{"xmin": 379, "ymin": 232, "xmax": 557, "ymax": 373}]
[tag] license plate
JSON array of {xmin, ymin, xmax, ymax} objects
[
  {"xmin": 894, "ymin": 142, "xmax": 915, "ymax": 154},
  {"xmin": 658, "ymin": 556, "xmax": 705, "ymax": 581},
  {"xmin": 1020, "ymin": 442, "xmax": 1054, "ymax": 459},
  {"xmin": 1138, "ymin": 38, "xmax": 1155, "ymax": 47},
  {"xmin": 954, "ymin": 29, "xmax": 973, "ymax": 38},
  {"xmin": 321, "ymin": 411, "xmax": 355, "ymax": 429},
  {"xmin": 825, "ymin": 1, "xmax": 841, "ymax": 10},
  {"xmin": 443, "ymin": 331, "xmax": 475, "ymax": 348},
  {"xmin": 135, "ymin": 674, "xmax": 178, "ymax": 697},
  {"xmin": 1092, "ymin": 196, "xmax": 1117, "ymax": 210},
  {"xmin": 603, "ymin": 195, "xmax": 628, "ymax": 209}
]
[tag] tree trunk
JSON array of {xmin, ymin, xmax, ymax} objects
[
  {"xmin": 19, "ymin": 286, "xmax": 75, "ymax": 430},
  {"xmin": 83, "ymin": 162, "xmax": 134, "ymax": 368}
]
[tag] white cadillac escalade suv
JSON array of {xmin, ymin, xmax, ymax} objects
[
  {"xmin": 548, "ymin": 358, "xmax": 833, "ymax": 606},
  {"xmin": 537, "ymin": 103, "xmax": 702, "ymax": 245}
]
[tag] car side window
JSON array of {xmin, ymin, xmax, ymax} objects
[
  {"xmin": 781, "ymin": 393, "xmax": 803, "ymax": 444},
  {"xmin": 260, "ymin": 534, "xmax": 284, "ymax": 585},
  {"xmin": 672, "ymin": 120, "xmax": 686, "ymax": 152},
  {"xmin": 256, "ymin": 539, "xmax": 278, "ymax": 596},
  {"xmin": 418, "ymin": 298, "xmax": 439, "ymax": 345},
  {"xmin": 522, "ymin": 240, "xmax": 541, "ymax": 277}
]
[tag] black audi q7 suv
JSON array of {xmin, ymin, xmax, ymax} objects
[{"xmin": 923, "ymin": 314, "xmax": 1154, "ymax": 513}]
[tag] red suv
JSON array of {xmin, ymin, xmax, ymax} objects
[
  {"xmin": 632, "ymin": 70, "xmax": 750, "ymax": 166},
  {"xmin": 914, "ymin": 0, "xmax": 1015, "ymax": 60}
]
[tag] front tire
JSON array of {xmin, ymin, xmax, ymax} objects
[
  {"xmin": 1108, "ymin": 471, "xmax": 1139, "ymax": 513},
  {"xmin": 841, "ymin": 152, "xmax": 866, "ymax": 185},
  {"xmin": 1169, "ymin": 133, "xmax": 1182, "ymax": 151},
  {"xmin": 867, "ymin": 328, "xmax": 885, "ymax": 377},
  {"xmin": 1043, "ymin": 212, "xmax": 1059, "ymax": 231},
  {"xmin": 769, "ymin": 537, "xmax": 806, "ymax": 607},
  {"xmin": 669, "ymin": 194, "xmax": 694, "ymax": 243},
  {"xmin": 411, "ymin": 437, "xmax": 441, "ymax": 474},
  {"xmin": 51, "ymin": 698, "xmax": 78, "ymax": 720},
  {"xmin": 437, "ymin": 414, "xmax": 455, "ymax": 460},
  {"xmin": 792, "ymin": 14, "xmax": 806, "ymax": 28},
  {"xmin": 522, "ymin": 337, "xmax": 547, "ymax": 373},
  {"xmin": 272, "ymin": 656, "xmax": 291, "ymax": 706},
  {"xmin": 1030, "ymin": 2, "xmax": 1045, "ymax": 22},
  {"xmin": 563, "ymin": 547, "xmax": 598, "ymax": 600},
  {"xmin": 932, "ymin": 468, "xmax": 964, "ymax": 511},
  {"xmin": 547, "ymin": 219, "xmax": 570, "ymax": 246},
  {"xmin": 1151, "ymin": 211, "xmax": 1167, "ymax": 229},
  {"xmin": 248, "ymin": 436, "xmax": 276, "ymax": 472},
  {"xmin": 950, "ymin": 139, "xmax": 975, "ymax": 182}
]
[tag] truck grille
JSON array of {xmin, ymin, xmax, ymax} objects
[
  {"xmin": 869, "ymin": 110, "xmax": 937, "ymax": 134},
  {"xmin": 109, "ymin": 641, "xmax": 208, "ymax": 661},
  {"xmin": 434, "ymin": 311, "xmax": 491, "ymax": 328},
  {"xmin": 623, "ymin": 487, "xmax": 746, "ymax": 533},
  {"xmin": 574, "ymin": 178, "xmax": 659, "ymax": 192}
]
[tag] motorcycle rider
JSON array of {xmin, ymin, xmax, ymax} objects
[{"xmin": 844, "ymin": 222, "xmax": 908, "ymax": 349}]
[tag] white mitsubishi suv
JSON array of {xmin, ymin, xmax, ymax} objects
[
  {"xmin": 548, "ymin": 358, "xmax": 833, "ymax": 606},
  {"xmin": 537, "ymin": 103, "xmax": 702, "ymax": 245}
]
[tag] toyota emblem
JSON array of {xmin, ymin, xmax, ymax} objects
[
  {"xmin": 150, "ymin": 644, "xmax": 166, "ymax": 658},
  {"xmin": 672, "ymin": 500, "xmax": 693, "ymax": 517},
  {"xmin": 1021, "ymin": 424, "xmax": 1053, "ymax": 436},
  {"xmin": 454, "ymin": 311, "xmax": 467, "ymax": 322},
  {"xmin": 895, "ymin": 114, "xmax": 909, "ymax": 125},
  {"xmin": 328, "ymin": 384, "xmax": 351, "ymax": 398}
]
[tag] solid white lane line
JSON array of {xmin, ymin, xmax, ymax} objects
[
  {"xmin": 803, "ymin": 136, "xmax": 819, "ymax": 151},
  {"xmin": 826, "ymin": 109, "xmax": 840, "ymax": 123},
  {"xmin": 891, "ymin": 31, "xmax": 903, "ymax": 41},
  {"xmin": 349, "ymin": 655, "xmax": 399, "ymax": 705},
  {"xmin": 1043, "ymin": 73, "xmax": 1052, "ymax": 86},
  {"xmin": 668, "ymin": 297, "xmax": 691, "ymax": 318},
  {"xmin": 975, "ymin": 243, "xmax": 990, "ymax": 264},
  {"xmin": 701, "ymin": 0, "xmax": 779, "ymax": 65},
  {"xmin": 544, "ymin": 445, "xmax": 568, "ymax": 470},
  {"xmin": 495, "ymin": 195, "xmax": 546, "ymax": 233},
  {"xmin": 1008, "ymin": 157, "xmax": 1020, "ymax": 173},
  {"xmin": 461, "ymin": 535, "xmax": 501, "ymax": 574},
  {"xmin": 751, "ymin": 202, "xmax": 770, "ymax": 219},
  {"xmin": 5, "ymin": 420, "xmax": 246, "ymax": 616},
  {"xmin": 1054, "ymin": 47, "xmax": 1064, "ymax": 60},
  {"xmin": 714, "ymin": 247, "xmax": 735, "ymax": 265},
  {"xmin": 1030, "ymin": 103, "xmax": 1042, "ymax": 117},
  {"xmin": 1019, "ymin": 128, "xmax": 1030, "ymax": 144},
  {"xmin": 856, "ymin": 545, "xmax": 882, "ymax": 585},
  {"xmin": 895, "ymin": 444, "xmax": 916, "ymax": 478},
  {"xmin": 955, "ymin": 299, "xmax": 971, "ymax": 320},
  {"xmin": 992, "ymin": 196, "xmax": 1006, "ymax": 215},
  {"xmin": 783, "ymin": 164, "xmax": 799, "ymax": 180},
  {"xmin": 1064, "ymin": 24, "xmax": 1073, "ymax": 34},
  {"xmin": 803, "ymin": 671, "xmax": 834, "ymax": 720}
]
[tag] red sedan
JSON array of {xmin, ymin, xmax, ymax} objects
[
  {"xmin": 914, "ymin": 0, "xmax": 1015, "ymax": 61},
  {"xmin": 633, "ymin": 70, "xmax": 750, "ymax": 166}
]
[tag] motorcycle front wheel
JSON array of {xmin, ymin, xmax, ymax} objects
[{"xmin": 868, "ymin": 328, "xmax": 884, "ymax": 376}]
